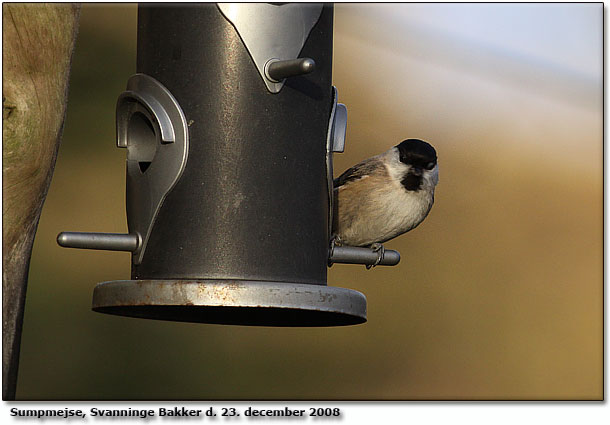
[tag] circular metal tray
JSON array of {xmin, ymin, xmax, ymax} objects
[{"xmin": 93, "ymin": 279, "xmax": 366, "ymax": 327}]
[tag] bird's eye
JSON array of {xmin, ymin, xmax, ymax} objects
[{"xmin": 425, "ymin": 162, "xmax": 435, "ymax": 170}]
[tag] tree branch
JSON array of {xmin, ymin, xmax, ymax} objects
[{"xmin": 2, "ymin": 3, "xmax": 80, "ymax": 400}]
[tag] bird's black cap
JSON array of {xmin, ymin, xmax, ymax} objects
[{"xmin": 396, "ymin": 139, "xmax": 437, "ymax": 168}]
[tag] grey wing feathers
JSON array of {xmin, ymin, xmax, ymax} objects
[{"xmin": 333, "ymin": 158, "xmax": 382, "ymax": 188}]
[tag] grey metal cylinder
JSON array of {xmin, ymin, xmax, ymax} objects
[
  {"xmin": 57, "ymin": 232, "xmax": 139, "ymax": 252},
  {"xmin": 266, "ymin": 58, "xmax": 316, "ymax": 82},
  {"xmin": 132, "ymin": 4, "xmax": 333, "ymax": 285}
]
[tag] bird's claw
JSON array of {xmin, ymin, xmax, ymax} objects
[
  {"xmin": 366, "ymin": 243, "xmax": 385, "ymax": 269},
  {"xmin": 328, "ymin": 235, "xmax": 341, "ymax": 267}
]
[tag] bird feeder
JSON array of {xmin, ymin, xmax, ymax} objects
[{"xmin": 58, "ymin": 3, "xmax": 399, "ymax": 327}]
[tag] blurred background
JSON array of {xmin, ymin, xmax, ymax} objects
[{"xmin": 15, "ymin": 3, "xmax": 602, "ymax": 399}]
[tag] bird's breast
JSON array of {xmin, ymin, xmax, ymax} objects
[{"xmin": 334, "ymin": 180, "xmax": 434, "ymax": 246}]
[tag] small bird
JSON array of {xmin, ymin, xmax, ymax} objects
[{"xmin": 332, "ymin": 138, "xmax": 438, "ymax": 267}]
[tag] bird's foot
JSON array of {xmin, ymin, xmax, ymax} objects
[
  {"xmin": 328, "ymin": 235, "xmax": 342, "ymax": 267},
  {"xmin": 366, "ymin": 243, "xmax": 385, "ymax": 269}
]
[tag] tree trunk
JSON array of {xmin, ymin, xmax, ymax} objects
[{"xmin": 2, "ymin": 3, "xmax": 80, "ymax": 400}]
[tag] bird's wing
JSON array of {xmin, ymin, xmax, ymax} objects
[{"xmin": 333, "ymin": 158, "xmax": 383, "ymax": 188}]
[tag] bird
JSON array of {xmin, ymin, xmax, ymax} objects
[{"xmin": 331, "ymin": 138, "xmax": 438, "ymax": 268}]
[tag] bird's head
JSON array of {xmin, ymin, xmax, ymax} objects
[{"xmin": 395, "ymin": 139, "xmax": 438, "ymax": 191}]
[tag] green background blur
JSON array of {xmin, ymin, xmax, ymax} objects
[{"xmin": 15, "ymin": 4, "xmax": 602, "ymax": 399}]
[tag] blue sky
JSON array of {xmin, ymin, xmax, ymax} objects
[{"xmin": 362, "ymin": 3, "xmax": 602, "ymax": 80}]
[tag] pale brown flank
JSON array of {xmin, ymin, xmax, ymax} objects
[{"xmin": 333, "ymin": 162, "xmax": 391, "ymax": 246}]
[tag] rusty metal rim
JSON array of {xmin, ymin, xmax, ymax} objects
[{"xmin": 92, "ymin": 279, "xmax": 367, "ymax": 327}]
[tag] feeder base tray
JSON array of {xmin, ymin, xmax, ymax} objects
[{"xmin": 92, "ymin": 280, "xmax": 366, "ymax": 326}]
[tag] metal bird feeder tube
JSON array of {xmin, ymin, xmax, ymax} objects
[
  {"xmin": 132, "ymin": 4, "xmax": 331, "ymax": 283},
  {"xmin": 58, "ymin": 3, "xmax": 371, "ymax": 326}
]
